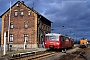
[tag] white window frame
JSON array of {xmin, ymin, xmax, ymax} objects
[
  {"xmin": 24, "ymin": 22, "xmax": 28, "ymax": 29},
  {"xmin": 24, "ymin": 34, "xmax": 28, "ymax": 42},
  {"xmin": 15, "ymin": 11, "xmax": 18, "ymax": 16},
  {"xmin": 21, "ymin": 11, "xmax": 24, "ymax": 16},
  {"xmin": 10, "ymin": 22, "xmax": 13, "ymax": 29},
  {"xmin": 10, "ymin": 34, "xmax": 13, "ymax": 42},
  {"xmin": 28, "ymin": 11, "xmax": 30, "ymax": 15},
  {"xmin": 16, "ymin": 3, "xmax": 20, "ymax": 7}
]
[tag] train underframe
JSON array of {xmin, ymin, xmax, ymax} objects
[{"xmin": 79, "ymin": 44, "xmax": 88, "ymax": 48}]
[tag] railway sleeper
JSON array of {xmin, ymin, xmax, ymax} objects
[
  {"xmin": 11, "ymin": 50, "xmax": 46, "ymax": 59},
  {"xmin": 80, "ymin": 54, "xmax": 87, "ymax": 60},
  {"xmin": 28, "ymin": 52, "xmax": 55, "ymax": 60}
]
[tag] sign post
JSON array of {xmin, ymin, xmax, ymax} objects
[
  {"xmin": 3, "ymin": 32, "xmax": 6, "ymax": 55},
  {"xmin": 24, "ymin": 39, "xmax": 26, "ymax": 50}
]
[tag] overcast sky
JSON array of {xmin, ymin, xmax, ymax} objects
[{"xmin": 0, "ymin": 0, "xmax": 90, "ymax": 41}]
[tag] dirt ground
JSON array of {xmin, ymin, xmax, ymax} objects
[{"xmin": 57, "ymin": 47, "xmax": 90, "ymax": 60}]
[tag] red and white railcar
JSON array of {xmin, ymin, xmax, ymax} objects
[{"xmin": 44, "ymin": 33, "xmax": 74, "ymax": 50}]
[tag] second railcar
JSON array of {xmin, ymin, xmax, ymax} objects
[{"xmin": 79, "ymin": 38, "xmax": 88, "ymax": 48}]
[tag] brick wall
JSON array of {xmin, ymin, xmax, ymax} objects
[
  {"xmin": 1, "ymin": 1, "xmax": 51, "ymax": 48},
  {"xmin": 4, "ymin": 2, "xmax": 36, "ymax": 45}
]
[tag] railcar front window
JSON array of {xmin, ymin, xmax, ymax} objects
[
  {"xmin": 46, "ymin": 36, "xmax": 49, "ymax": 40},
  {"xmin": 46, "ymin": 36, "xmax": 59, "ymax": 41},
  {"xmin": 50, "ymin": 36, "xmax": 55, "ymax": 40}
]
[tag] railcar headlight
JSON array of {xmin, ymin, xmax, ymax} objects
[{"xmin": 45, "ymin": 43, "xmax": 46, "ymax": 44}]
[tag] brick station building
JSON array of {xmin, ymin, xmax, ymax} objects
[{"xmin": 0, "ymin": 1, "xmax": 52, "ymax": 48}]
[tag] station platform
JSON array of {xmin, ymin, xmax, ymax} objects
[{"xmin": 0, "ymin": 47, "xmax": 47, "ymax": 60}]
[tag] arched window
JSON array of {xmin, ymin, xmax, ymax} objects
[
  {"xmin": 24, "ymin": 21, "xmax": 28, "ymax": 29},
  {"xmin": 14, "ymin": 11, "xmax": 18, "ymax": 17},
  {"xmin": 21, "ymin": 11, "xmax": 24, "ymax": 16},
  {"xmin": 10, "ymin": 22, "xmax": 13, "ymax": 29},
  {"xmin": 24, "ymin": 34, "xmax": 28, "ymax": 42},
  {"xmin": 28, "ymin": 10, "xmax": 30, "ymax": 15}
]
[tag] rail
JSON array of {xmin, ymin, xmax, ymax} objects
[
  {"xmin": 10, "ymin": 51, "xmax": 58, "ymax": 60},
  {"xmin": 73, "ymin": 48, "xmax": 87, "ymax": 60}
]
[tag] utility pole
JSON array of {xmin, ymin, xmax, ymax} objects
[
  {"xmin": 76, "ymin": 36, "xmax": 77, "ymax": 44},
  {"xmin": 32, "ymin": 0, "xmax": 39, "ymax": 9},
  {"xmin": 8, "ymin": 0, "xmax": 11, "ymax": 51},
  {"xmin": 32, "ymin": 2, "xmax": 34, "ymax": 9}
]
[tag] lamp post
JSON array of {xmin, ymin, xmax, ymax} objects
[
  {"xmin": 76, "ymin": 36, "xmax": 77, "ymax": 44},
  {"xmin": 60, "ymin": 26, "xmax": 64, "ymax": 34},
  {"xmin": 51, "ymin": 29, "xmax": 54, "ymax": 33},
  {"xmin": 73, "ymin": 34, "xmax": 75, "ymax": 39},
  {"xmin": 73, "ymin": 34, "xmax": 75, "ymax": 43},
  {"xmin": 69, "ymin": 31, "xmax": 71, "ymax": 36}
]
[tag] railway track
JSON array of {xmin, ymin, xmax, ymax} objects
[
  {"xmin": 73, "ymin": 48, "xmax": 86, "ymax": 60},
  {"xmin": 9, "ymin": 47, "xmax": 80, "ymax": 60},
  {"xmin": 10, "ymin": 51, "xmax": 59, "ymax": 60},
  {"xmin": 57, "ymin": 48, "xmax": 87, "ymax": 60}
]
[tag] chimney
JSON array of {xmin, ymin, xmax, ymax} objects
[{"xmin": 22, "ymin": 1, "xmax": 24, "ymax": 3}]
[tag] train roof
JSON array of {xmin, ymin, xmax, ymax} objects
[
  {"xmin": 45, "ymin": 33, "xmax": 70, "ymax": 38},
  {"xmin": 45, "ymin": 33, "xmax": 63, "ymax": 36}
]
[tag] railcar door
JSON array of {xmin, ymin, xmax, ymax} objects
[
  {"xmin": 60, "ymin": 36, "xmax": 65, "ymax": 48},
  {"xmin": 61, "ymin": 36, "xmax": 69, "ymax": 48},
  {"xmin": 65, "ymin": 38, "xmax": 70, "ymax": 48}
]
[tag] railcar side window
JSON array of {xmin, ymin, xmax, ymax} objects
[
  {"xmin": 62, "ymin": 36, "xmax": 68, "ymax": 41},
  {"xmin": 62, "ymin": 36, "xmax": 65, "ymax": 41},
  {"xmin": 56, "ymin": 36, "xmax": 59, "ymax": 40}
]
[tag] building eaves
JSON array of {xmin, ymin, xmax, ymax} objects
[
  {"xmin": 0, "ymin": 1, "xmax": 21, "ymax": 18},
  {"xmin": 24, "ymin": 3, "xmax": 52, "ymax": 23},
  {"xmin": 0, "ymin": 16, "xmax": 1, "ymax": 18}
]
